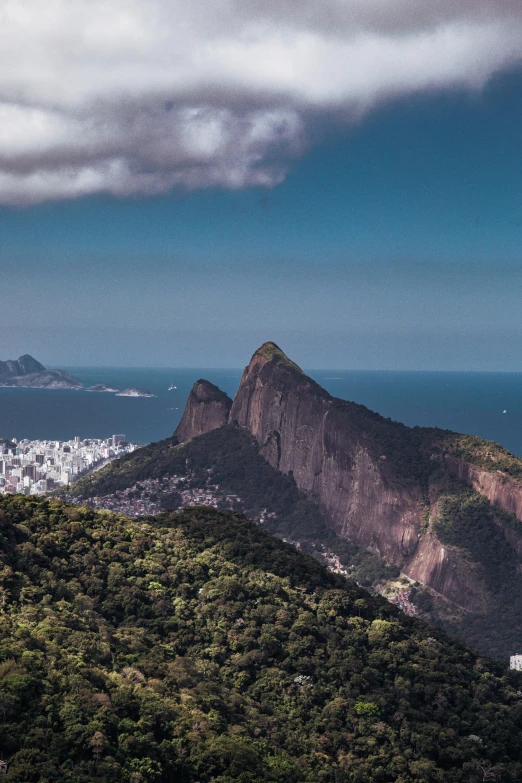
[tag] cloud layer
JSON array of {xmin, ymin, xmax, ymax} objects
[{"xmin": 1, "ymin": 0, "xmax": 521, "ymax": 204}]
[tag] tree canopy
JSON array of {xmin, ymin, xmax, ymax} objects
[{"xmin": 1, "ymin": 496, "xmax": 522, "ymax": 782}]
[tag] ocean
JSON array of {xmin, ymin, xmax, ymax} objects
[{"xmin": 1, "ymin": 367, "xmax": 522, "ymax": 456}]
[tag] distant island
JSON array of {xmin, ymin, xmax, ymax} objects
[
  {"xmin": 115, "ymin": 387, "xmax": 155, "ymax": 397},
  {"xmin": 0, "ymin": 354, "xmax": 82, "ymax": 389},
  {"xmin": 87, "ymin": 384, "xmax": 156, "ymax": 397}
]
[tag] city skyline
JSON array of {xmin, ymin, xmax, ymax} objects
[{"xmin": 0, "ymin": 434, "xmax": 136, "ymax": 495}]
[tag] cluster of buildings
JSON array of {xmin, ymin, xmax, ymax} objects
[
  {"xmin": 70, "ymin": 474, "xmax": 283, "ymax": 525},
  {"xmin": 72, "ymin": 474, "xmax": 246, "ymax": 518},
  {"xmin": 386, "ymin": 590, "xmax": 419, "ymax": 617},
  {"xmin": 321, "ymin": 550, "xmax": 351, "ymax": 578},
  {"xmin": 320, "ymin": 548, "xmax": 419, "ymax": 616},
  {"xmin": 0, "ymin": 435, "xmax": 138, "ymax": 495}
]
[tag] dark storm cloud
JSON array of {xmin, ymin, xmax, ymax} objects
[{"xmin": 0, "ymin": 0, "xmax": 520, "ymax": 204}]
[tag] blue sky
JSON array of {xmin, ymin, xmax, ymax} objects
[{"xmin": 1, "ymin": 2, "xmax": 522, "ymax": 369}]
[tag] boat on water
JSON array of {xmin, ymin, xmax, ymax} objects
[{"xmin": 168, "ymin": 384, "xmax": 177, "ymax": 390}]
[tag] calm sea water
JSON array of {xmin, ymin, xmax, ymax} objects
[{"xmin": 1, "ymin": 367, "xmax": 522, "ymax": 456}]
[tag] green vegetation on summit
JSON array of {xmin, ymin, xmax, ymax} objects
[
  {"xmin": 435, "ymin": 431, "xmax": 522, "ymax": 479},
  {"xmin": 2, "ymin": 495, "xmax": 522, "ymax": 782},
  {"xmin": 252, "ymin": 342, "xmax": 306, "ymax": 376}
]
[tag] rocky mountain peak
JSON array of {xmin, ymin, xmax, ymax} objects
[
  {"xmin": 192, "ymin": 378, "xmax": 231, "ymax": 403},
  {"xmin": 0, "ymin": 354, "xmax": 46, "ymax": 378},
  {"xmin": 174, "ymin": 379, "xmax": 232, "ymax": 443},
  {"xmin": 16, "ymin": 354, "xmax": 46, "ymax": 374},
  {"xmin": 250, "ymin": 341, "xmax": 304, "ymax": 374}
]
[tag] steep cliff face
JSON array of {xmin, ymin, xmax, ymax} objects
[
  {"xmin": 143, "ymin": 343, "xmax": 522, "ymax": 618},
  {"xmin": 229, "ymin": 343, "xmax": 424, "ymax": 566},
  {"xmin": 444, "ymin": 455, "xmax": 522, "ymax": 557},
  {"xmin": 171, "ymin": 344, "xmax": 504, "ymax": 609},
  {"xmin": 175, "ymin": 379, "xmax": 232, "ymax": 444},
  {"xmin": 405, "ymin": 531, "xmax": 487, "ymax": 612},
  {"xmin": 226, "ymin": 343, "xmax": 522, "ymax": 612},
  {"xmin": 446, "ymin": 455, "xmax": 522, "ymax": 520}
]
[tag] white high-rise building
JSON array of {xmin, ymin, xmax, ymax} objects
[{"xmin": 510, "ymin": 655, "xmax": 522, "ymax": 671}]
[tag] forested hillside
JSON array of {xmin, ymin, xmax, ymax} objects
[
  {"xmin": 70, "ymin": 422, "xmax": 522, "ymax": 659},
  {"xmin": 1, "ymin": 496, "xmax": 522, "ymax": 782}
]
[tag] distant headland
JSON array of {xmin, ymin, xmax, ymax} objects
[{"xmin": 0, "ymin": 354, "xmax": 83, "ymax": 390}]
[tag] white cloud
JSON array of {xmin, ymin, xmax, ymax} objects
[{"xmin": 0, "ymin": 0, "xmax": 520, "ymax": 204}]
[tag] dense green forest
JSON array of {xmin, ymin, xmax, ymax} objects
[
  {"xmin": 426, "ymin": 431, "xmax": 522, "ymax": 479},
  {"xmin": 1, "ymin": 496, "xmax": 522, "ymax": 782}
]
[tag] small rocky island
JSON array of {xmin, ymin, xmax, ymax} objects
[
  {"xmin": 0, "ymin": 354, "xmax": 82, "ymax": 389},
  {"xmin": 115, "ymin": 387, "xmax": 155, "ymax": 397}
]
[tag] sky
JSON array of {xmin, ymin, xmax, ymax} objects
[{"xmin": 1, "ymin": 0, "xmax": 522, "ymax": 369}]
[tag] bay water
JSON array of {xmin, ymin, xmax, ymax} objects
[{"xmin": 0, "ymin": 367, "xmax": 521, "ymax": 457}]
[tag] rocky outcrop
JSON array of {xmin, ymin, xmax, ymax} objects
[
  {"xmin": 116, "ymin": 387, "xmax": 155, "ymax": 397},
  {"xmin": 175, "ymin": 379, "xmax": 232, "ymax": 444}
]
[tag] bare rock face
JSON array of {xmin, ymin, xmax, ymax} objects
[
  {"xmin": 175, "ymin": 379, "xmax": 232, "ymax": 444},
  {"xmin": 230, "ymin": 343, "xmax": 424, "ymax": 566},
  {"xmin": 227, "ymin": 343, "xmax": 522, "ymax": 611},
  {"xmin": 405, "ymin": 531, "xmax": 487, "ymax": 612},
  {"xmin": 446, "ymin": 456, "xmax": 522, "ymax": 520}
]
